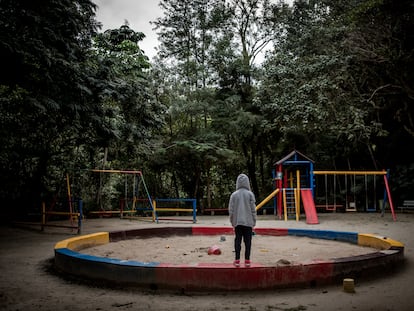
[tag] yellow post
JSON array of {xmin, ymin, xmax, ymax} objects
[
  {"xmin": 132, "ymin": 196, "xmax": 136, "ymax": 210},
  {"xmin": 66, "ymin": 173, "xmax": 74, "ymax": 225},
  {"xmin": 283, "ymin": 189, "xmax": 287, "ymax": 221},
  {"xmin": 132, "ymin": 174, "xmax": 137, "ymax": 210},
  {"xmin": 152, "ymin": 200, "xmax": 157, "ymax": 222}
]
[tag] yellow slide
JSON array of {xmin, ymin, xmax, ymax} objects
[{"xmin": 256, "ymin": 188, "xmax": 280, "ymax": 211}]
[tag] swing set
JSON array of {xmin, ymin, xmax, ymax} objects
[
  {"xmin": 256, "ymin": 150, "xmax": 396, "ymax": 223},
  {"xmin": 313, "ymin": 170, "xmax": 395, "ymax": 219},
  {"xmin": 86, "ymin": 169, "xmax": 155, "ymax": 220},
  {"xmin": 13, "ymin": 173, "xmax": 83, "ymax": 234},
  {"xmin": 72, "ymin": 169, "xmax": 197, "ymax": 223}
]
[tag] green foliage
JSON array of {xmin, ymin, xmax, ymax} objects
[
  {"xmin": 2, "ymin": 0, "xmax": 413, "ymax": 216},
  {"xmin": 0, "ymin": 0, "xmax": 102, "ymax": 215},
  {"xmin": 0, "ymin": 3, "xmax": 163, "ymax": 216},
  {"xmin": 259, "ymin": 0, "xmax": 396, "ymax": 167},
  {"xmin": 346, "ymin": 0, "xmax": 414, "ymax": 140},
  {"xmin": 150, "ymin": 0, "xmax": 283, "ymax": 205}
]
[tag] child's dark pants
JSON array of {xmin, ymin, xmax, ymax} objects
[{"xmin": 234, "ymin": 225, "xmax": 252, "ymax": 260}]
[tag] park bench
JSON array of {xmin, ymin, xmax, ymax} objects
[
  {"xmin": 398, "ymin": 200, "xmax": 414, "ymax": 213},
  {"xmin": 88, "ymin": 210, "xmax": 136, "ymax": 218}
]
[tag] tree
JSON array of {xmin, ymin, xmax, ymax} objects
[
  {"xmin": 152, "ymin": 0, "xmax": 289, "ymax": 204},
  {"xmin": 152, "ymin": 0, "xmax": 238, "ymax": 206},
  {"xmin": 211, "ymin": 0, "xmax": 288, "ymax": 196},
  {"xmin": 0, "ymin": 0, "xmax": 103, "ymax": 217},
  {"xmin": 342, "ymin": 0, "xmax": 414, "ymax": 201},
  {"xmin": 344, "ymin": 0, "xmax": 414, "ymax": 163},
  {"xmin": 258, "ymin": 0, "xmax": 387, "ymax": 169},
  {"xmin": 74, "ymin": 24, "xmax": 166, "ymax": 209},
  {"xmin": 91, "ymin": 24, "xmax": 163, "ymax": 160}
]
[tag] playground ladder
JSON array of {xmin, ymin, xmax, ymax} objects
[{"xmin": 283, "ymin": 188, "xmax": 298, "ymax": 221}]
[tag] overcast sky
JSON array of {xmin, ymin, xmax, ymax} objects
[
  {"xmin": 93, "ymin": 0, "xmax": 289, "ymax": 63},
  {"xmin": 94, "ymin": 0, "xmax": 162, "ymax": 59}
]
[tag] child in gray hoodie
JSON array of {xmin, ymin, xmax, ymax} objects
[{"xmin": 228, "ymin": 174, "xmax": 257, "ymax": 267}]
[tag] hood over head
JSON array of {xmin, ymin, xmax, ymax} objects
[{"xmin": 236, "ymin": 174, "xmax": 251, "ymax": 191}]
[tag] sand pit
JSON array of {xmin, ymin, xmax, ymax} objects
[
  {"xmin": 82, "ymin": 234, "xmax": 378, "ymax": 266},
  {"xmin": 2, "ymin": 213, "xmax": 412, "ymax": 311}
]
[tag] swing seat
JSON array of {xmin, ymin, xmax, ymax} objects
[
  {"xmin": 315, "ymin": 204, "xmax": 342, "ymax": 212},
  {"xmin": 398, "ymin": 200, "xmax": 414, "ymax": 213},
  {"xmin": 346, "ymin": 202, "xmax": 357, "ymax": 212},
  {"xmin": 325, "ymin": 204, "xmax": 336, "ymax": 211}
]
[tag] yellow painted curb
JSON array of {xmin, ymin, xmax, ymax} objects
[
  {"xmin": 54, "ymin": 232, "xmax": 109, "ymax": 251},
  {"xmin": 358, "ymin": 233, "xmax": 404, "ymax": 250}
]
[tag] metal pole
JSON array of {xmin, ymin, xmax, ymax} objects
[
  {"xmin": 383, "ymin": 173, "xmax": 396, "ymax": 221},
  {"xmin": 192, "ymin": 200, "xmax": 197, "ymax": 223},
  {"xmin": 78, "ymin": 199, "xmax": 83, "ymax": 234}
]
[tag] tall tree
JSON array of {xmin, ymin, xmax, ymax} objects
[
  {"xmin": 211, "ymin": 0, "xmax": 287, "ymax": 196},
  {"xmin": 152, "ymin": 0, "xmax": 235, "ymax": 205},
  {"xmin": 0, "ymin": 0, "xmax": 102, "ymax": 217},
  {"xmin": 71, "ymin": 24, "xmax": 167, "ymax": 209},
  {"xmin": 152, "ymin": 0, "xmax": 288, "ymax": 203},
  {"xmin": 341, "ymin": 0, "xmax": 414, "ymax": 201},
  {"xmin": 258, "ymin": 0, "xmax": 384, "ymax": 169},
  {"xmin": 344, "ymin": 0, "xmax": 414, "ymax": 164},
  {"xmin": 92, "ymin": 24, "xmax": 163, "ymax": 163}
]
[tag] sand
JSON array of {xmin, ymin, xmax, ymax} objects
[
  {"xmin": 1, "ymin": 212, "xmax": 413, "ymax": 311},
  {"xmin": 82, "ymin": 234, "xmax": 377, "ymax": 266}
]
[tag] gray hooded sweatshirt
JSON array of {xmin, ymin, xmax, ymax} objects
[{"xmin": 228, "ymin": 174, "xmax": 257, "ymax": 228}]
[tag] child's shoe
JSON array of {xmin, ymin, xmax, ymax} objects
[
  {"xmin": 245, "ymin": 260, "xmax": 251, "ymax": 267},
  {"xmin": 233, "ymin": 260, "xmax": 240, "ymax": 267}
]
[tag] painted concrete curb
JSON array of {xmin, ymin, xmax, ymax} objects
[{"xmin": 54, "ymin": 227, "xmax": 404, "ymax": 291}]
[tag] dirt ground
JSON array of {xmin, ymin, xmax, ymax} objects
[{"xmin": 1, "ymin": 212, "xmax": 413, "ymax": 311}]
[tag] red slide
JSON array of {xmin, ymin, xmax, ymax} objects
[{"xmin": 300, "ymin": 189, "xmax": 319, "ymax": 224}]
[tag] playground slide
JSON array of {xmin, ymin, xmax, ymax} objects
[
  {"xmin": 300, "ymin": 189, "xmax": 319, "ymax": 224},
  {"xmin": 256, "ymin": 188, "xmax": 280, "ymax": 211}
]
